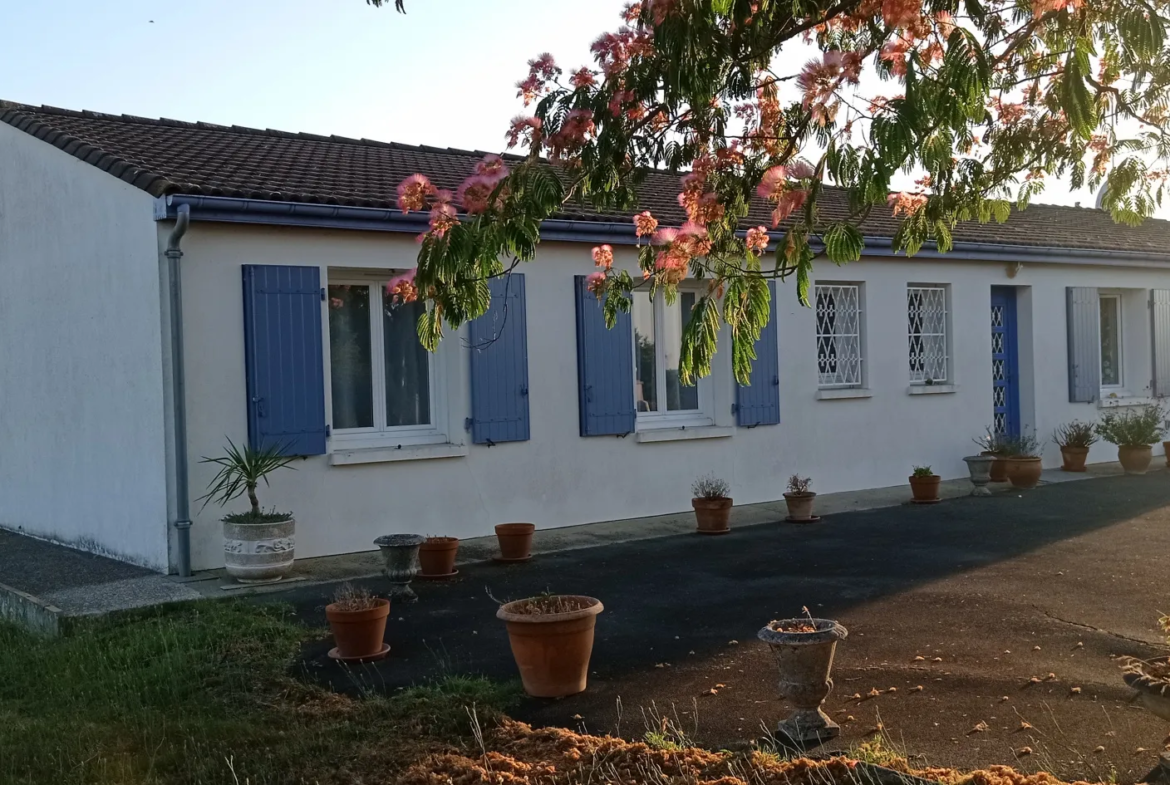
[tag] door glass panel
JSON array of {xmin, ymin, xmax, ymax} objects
[
  {"xmin": 1100, "ymin": 296, "xmax": 1121, "ymax": 386},
  {"xmin": 328, "ymin": 285, "xmax": 374, "ymax": 429}
]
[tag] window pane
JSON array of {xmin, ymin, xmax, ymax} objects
[
  {"xmin": 816, "ymin": 284, "xmax": 862, "ymax": 388},
  {"xmin": 633, "ymin": 295, "xmax": 657, "ymax": 412},
  {"xmin": 908, "ymin": 287, "xmax": 947, "ymax": 383},
  {"xmin": 665, "ymin": 292, "xmax": 699, "ymax": 411},
  {"xmin": 1100, "ymin": 297, "xmax": 1121, "ymax": 386},
  {"xmin": 328, "ymin": 285, "xmax": 374, "ymax": 429},
  {"xmin": 383, "ymin": 293, "xmax": 431, "ymax": 427}
]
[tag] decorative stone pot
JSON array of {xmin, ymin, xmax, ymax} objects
[
  {"xmin": 498, "ymin": 596, "xmax": 603, "ymax": 698},
  {"xmin": 908, "ymin": 475, "xmax": 941, "ymax": 503},
  {"xmin": 692, "ymin": 497, "xmax": 732, "ymax": 534},
  {"xmin": 1118, "ymin": 444, "xmax": 1153, "ymax": 475},
  {"xmin": 326, "ymin": 597, "xmax": 390, "ymax": 661},
  {"xmin": 374, "ymin": 534, "xmax": 425, "ymax": 601},
  {"xmin": 223, "ymin": 517, "xmax": 295, "ymax": 584},
  {"xmin": 418, "ymin": 536, "xmax": 459, "ymax": 578},
  {"xmin": 758, "ymin": 619, "xmax": 848, "ymax": 744},
  {"xmin": 1004, "ymin": 456, "xmax": 1043, "ymax": 489},
  {"xmin": 983, "ymin": 451, "xmax": 1008, "ymax": 482},
  {"xmin": 1060, "ymin": 446, "xmax": 1090, "ymax": 472},
  {"xmin": 963, "ymin": 455, "xmax": 994, "ymax": 496},
  {"xmin": 783, "ymin": 492, "xmax": 817, "ymax": 522}
]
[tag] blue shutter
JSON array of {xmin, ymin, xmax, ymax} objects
[
  {"xmin": 1066, "ymin": 286, "xmax": 1100, "ymax": 403},
  {"xmin": 575, "ymin": 276, "xmax": 636, "ymax": 436},
  {"xmin": 735, "ymin": 280, "xmax": 780, "ymax": 426},
  {"xmin": 242, "ymin": 265, "xmax": 327, "ymax": 456},
  {"xmin": 469, "ymin": 274, "xmax": 530, "ymax": 444}
]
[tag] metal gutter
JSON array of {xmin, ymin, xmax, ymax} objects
[
  {"xmin": 163, "ymin": 204, "xmax": 193, "ymax": 577},
  {"xmin": 155, "ymin": 194, "xmax": 1170, "ymax": 268}
]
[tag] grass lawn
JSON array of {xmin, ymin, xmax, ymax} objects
[{"xmin": 0, "ymin": 601, "xmax": 516, "ymax": 785}]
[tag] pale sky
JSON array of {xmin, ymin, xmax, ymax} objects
[{"xmin": 0, "ymin": 0, "xmax": 1124, "ymax": 213}]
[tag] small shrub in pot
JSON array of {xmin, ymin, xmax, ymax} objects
[
  {"xmin": 1053, "ymin": 421, "xmax": 1098, "ymax": 472},
  {"xmin": 1000, "ymin": 432, "xmax": 1042, "ymax": 489},
  {"xmin": 1095, "ymin": 403, "xmax": 1166, "ymax": 475},
  {"xmin": 783, "ymin": 475, "xmax": 816, "ymax": 522},
  {"xmin": 691, "ymin": 474, "xmax": 732, "ymax": 535},
  {"xmin": 325, "ymin": 583, "xmax": 390, "ymax": 661},
  {"xmin": 974, "ymin": 428, "xmax": 1010, "ymax": 482},
  {"xmin": 908, "ymin": 465, "xmax": 941, "ymax": 503}
]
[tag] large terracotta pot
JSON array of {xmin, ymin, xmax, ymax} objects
[
  {"xmin": 223, "ymin": 517, "xmax": 295, "ymax": 584},
  {"xmin": 495, "ymin": 523, "xmax": 535, "ymax": 561},
  {"xmin": 983, "ymin": 452, "xmax": 1008, "ymax": 482},
  {"xmin": 1060, "ymin": 446, "xmax": 1089, "ymax": 472},
  {"xmin": 758, "ymin": 619, "xmax": 848, "ymax": 743},
  {"xmin": 497, "ymin": 596, "xmax": 603, "ymax": 698},
  {"xmin": 783, "ymin": 492, "xmax": 817, "ymax": 522},
  {"xmin": 1005, "ymin": 456, "xmax": 1043, "ymax": 489},
  {"xmin": 692, "ymin": 497, "xmax": 732, "ymax": 534},
  {"xmin": 1119, "ymin": 445, "xmax": 1153, "ymax": 475},
  {"xmin": 326, "ymin": 598, "xmax": 390, "ymax": 660},
  {"xmin": 418, "ymin": 536, "xmax": 459, "ymax": 577},
  {"xmin": 908, "ymin": 475, "xmax": 941, "ymax": 503},
  {"xmin": 1163, "ymin": 441, "xmax": 1170, "ymax": 467}
]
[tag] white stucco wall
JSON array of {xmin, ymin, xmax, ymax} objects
[
  {"xmin": 0, "ymin": 124, "xmax": 169, "ymax": 570},
  {"xmin": 176, "ymin": 221, "xmax": 1170, "ymax": 571}
]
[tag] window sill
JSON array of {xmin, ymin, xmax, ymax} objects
[
  {"xmin": 816, "ymin": 387, "xmax": 873, "ymax": 401},
  {"xmin": 329, "ymin": 442, "xmax": 468, "ymax": 466},
  {"xmin": 635, "ymin": 426, "xmax": 734, "ymax": 444},
  {"xmin": 907, "ymin": 384, "xmax": 957, "ymax": 396},
  {"xmin": 1098, "ymin": 395, "xmax": 1154, "ymax": 409}
]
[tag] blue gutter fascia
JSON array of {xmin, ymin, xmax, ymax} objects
[{"xmin": 155, "ymin": 194, "xmax": 1170, "ymax": 269}]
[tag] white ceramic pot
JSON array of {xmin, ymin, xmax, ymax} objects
[{"xmin": 223, "ymin": 517, "xmax": 295, "ymax": 583}]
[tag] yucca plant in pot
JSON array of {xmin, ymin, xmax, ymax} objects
[
  {"xmin": 199, "ymin": 439, "xmax": 297, "ymax": 584},
  {"xmin": 1054, "ymin": 420, "xmax": 1098, "ymax": 472},
  {"xmin": 326, "ymin": 582, "xmax": 390, "ymax": 662},
  {"xmin": 783, "ymin": 475, "xmax": 817, "ymax": 522},
  {"xmin": 496, "ymin": 593, "xmax": 604, "ymax": 698},
  {"xmin": 1001, "ymin": 432, "xmax": 1043, "ymax": 489},
  {"xmin": 909, "ymin": 465, "xmax": 941, "ymax": 503},
  {"xmin": 1096, "ymin": 403, "xmax": 1166, "ymax": 475},
  {"xmin": 691, "ymin": 474, "xmax": 732, "ymax": 535}
]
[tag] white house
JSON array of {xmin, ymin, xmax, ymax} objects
[{"xmin": 4, "ymin": 100, "xmax": 1170, "ymax": 574}]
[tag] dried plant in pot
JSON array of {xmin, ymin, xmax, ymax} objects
[
  {"xmin": 1000, "ymin": 432, "xmax": 1042, "ymax": 489},
  {"xmin": 974, "ymin": 427, "xmax": 1010, "ymax": 482},
  {"xmin": 325, "ymin": 583, "xmax": 390, "ymax": 662},
  {"xmin": 1054, "ymin": 420, "xmax": 1098, "ymax": 472},
  {"xmin": 908, "ymin": 465, "xmax": 941, "ymax": 503},
  {"xmin": 783, "ymin": 475, "xmax": 816, "ymax": 522},
  {"xmin": 494, "ymin": 523, "xmax": 536, "ymax": 562},
  {"xmin": 1096, "ymin": 403, "xmax": 1166, "ymax": 475},
  {"xmin": 758, "ymin": 611, "xmax": 848, "ymax": 743},
  {"xmin": 691, "ymin": 474, "xmax": 732, "ymax": 535},
  {"xmin": 418, "ymin": 536, "xmax": 460, "ymax": 578},
  {"xmin": 198, "ymin": 439, "xmax": 298, "ymax": 584},
  {"xmin": 496, "ymin": 593, "xmax": 604, "ymax": 698}
]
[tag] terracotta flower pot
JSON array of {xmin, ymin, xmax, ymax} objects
[
  {"xmin": 1118, "ymin": 444, "xmax": 1153, "ymax": 475},
  {"xmin": 495, "ymin": 523, "xmax": 535, "ymax": 561},
  {"xmin": 982, "ymin": 452, "xmax": 1008, "ymax": 482},
  {"xmin": 783, "ymin": 492, "xmax": 817, "ymax": 522},
  {"xmin": 497, "ymin": 596, "xmax": 603, "ymax": 698},
  {"xmin": 1163, "ymin": 441, "xmax": 1170, "ymax": 467},
  {"xmin": 909, "ymin": 475, "xmax": 941, "ymax": 502},
  {"xmin": 1004, "ymin": 456, "xmax": 1043, "ymax": 489},
  {"xmin": 418, "ymin": 536, "xmax": 459, "ymax": 577},
  {"xmin": 692, "ymin": 497, "xmax": 732, "ymax": 534},
  {"xmin": 326, "ymin": 598, "xmax": 390, "ymax": 660},
  {"xmin": 1060, "ymin": 446, "xmax": 1089, "ymax": 472}
]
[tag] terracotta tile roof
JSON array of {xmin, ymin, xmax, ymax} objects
[{"xmin": 5, "ymin": 100, "xmax": 1170, "ymax": 258}]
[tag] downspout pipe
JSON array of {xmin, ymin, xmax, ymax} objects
[{"xmin": 165, "ymin": 204, "xmax": 192, "ymax": 577}]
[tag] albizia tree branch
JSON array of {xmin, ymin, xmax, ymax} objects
[{"xmin": 379, "ymin": 0, "xmax": 1170, "ymax": 385}]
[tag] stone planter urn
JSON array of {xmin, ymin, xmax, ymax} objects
[
  {"xmin": 758, "ymin": 618, "xmax": 848, "ymax": 744},
  {"xmin": 223, "ymin": 517, "xmax": 296, "ymax": 584},
  {"xmin": 374, "ymin": 534, "xmax": 425, "ymax": 602},
  {"xmin": 963, "ymin": 455, "xmax": 994, "ymax": 496}
]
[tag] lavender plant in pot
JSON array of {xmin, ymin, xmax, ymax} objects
[
  {"xmin": 691, "ymin": 474, "xmax": 732, "ymax": 535},
  {"xmin": 1054, "ymin": 420, "xmax": 1098, "ymax": 472},
  {"xmin": 783, "ymin": 475, "xmax": 816, "ymax": 522},
  {"xmin": 1002, "ymin": 432, "xmax": 1042, "ymax": 489},
  {"xmin": 326, "ymin": 582, "xmax": 390, "ymax": 662},
  {"xmin": 199, "ymin": 439, "xmax": 297, "ymax": 584},
  {"xmin": 1096, "ymin": 402, "xmax": 1166, "ymax": 475},
  {"xmin": 975, "ymin": 427, "xmax": 1010, "ymax": 482}
]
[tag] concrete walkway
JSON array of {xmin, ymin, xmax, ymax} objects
[{"xmin": 0, "ymin": 461, "xmax": 1136, "ymax": 632}]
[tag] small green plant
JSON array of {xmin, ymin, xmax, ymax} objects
[
  {"xmin": 1095, "ymin": 403, "xmax": 1166, "ymax": 447},
  {"xmin": 786, "ymin": 475, "xmax": 812, "ymax": 495},
  {"xmin": 1053, "ymin": 420, "xmax": 1099, "ymax": 449},
  {"xmin": 331, "ymin": 583, "xmax": 381, "ymax": 612},
  {"xmin": 911, "ymin": 465, "xmax": 934, "ymax": 478},
  {"xmin": 198, "ymin": 438, "xmax": 297, "ymax": 523},
  {"xmin": 692, "ymin": 474, "xmax": 730, "ymax": 499}
]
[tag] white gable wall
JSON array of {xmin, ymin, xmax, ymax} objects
[
  {"xmin": 176, "ymin": 221, "xmax": 1170, "ymax": 572},
  {"xmin": 0, "ymin": 123, "xmax": 168, "ymax": 570}
]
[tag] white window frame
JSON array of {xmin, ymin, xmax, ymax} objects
[
  {"xmin": 815, "ymin": 282, "xmax": 865, "ymax": 389},
  {"xmin": 1098, "ymin": 292, "xmax": 1124, "ymax": 392},
  {"xmin": 326, "ymin": 271, "xmax": 450, "ymax": 449},
  {"xmin": 632, "ymin": 289, "xmax": 715, "ymax": 430},
  {"xmin": 907, "ymin": 284, "xmax": 951, "ymax": 385}
]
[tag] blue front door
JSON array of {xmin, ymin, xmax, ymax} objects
[{"xmin": 991, "ymin": 287, "xmax": 1020, "ymax": 437}]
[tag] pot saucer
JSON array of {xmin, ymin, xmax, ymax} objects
[
  {"xmin": 695, "ymin": 528, "xmax": 730, "ymax": 535},
  {"xmin": 786, "ymin": 515, "xmax": 822, "ymax": 523},
  {"xmin": 492, "ymin": 555, "xmax": 532, "ymax": 563},
  {"xmin": 910, "ymin": 498, "xmax": 942, "ymax": 505},
  {"xmin": 328, "ymin": 643, "xmax": 390, "ymax": 663},
  {"xmin": 416, "ymin": 569, "xmax": 459, "ymax": 580}
]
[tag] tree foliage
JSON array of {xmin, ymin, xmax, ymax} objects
[{"xmin": 373, "ymin": 0, "xmax": 1170, "ymax": 384}]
